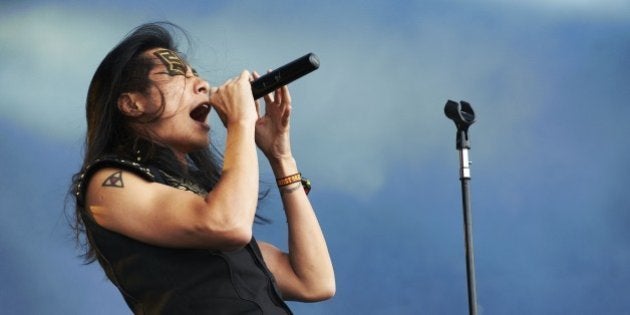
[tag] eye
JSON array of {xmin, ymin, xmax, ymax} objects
[{"xmin": 191, "ymin": 68, "xmax": 199, "ymax": 77}]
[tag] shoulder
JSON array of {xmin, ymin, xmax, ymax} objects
[
  {"xmin": 75, "ymin": 156, "xmax": 157, "ymax": 207},
  {"xmin": 85, "ymin": 166, "xmax": 158, "ymax": 219},
  {"xmin": 84, "ymin": 156, "xmax": 156, "ymax": 181}
]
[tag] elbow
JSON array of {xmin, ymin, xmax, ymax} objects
[
  {"xmin": 197, "ymin": 218, "xmax": 253, "ymax": 252},
  {"xmin": 198, "ymin": 193, "xmax": 257, "ymax": 251},
  {"xmin": 216, "ymin": 225, "xmax": 252, "ymax": 251},
  {"xmin": 320, "ymin": 280, "xmax": 337, "ymax": 300},
  {"xmin": 301, "ymin": 279, "xmax": 336, "ymax": 302},
  {"xmin": 314, "ymin": 284, "xmax": 336, "ymax": 302}
]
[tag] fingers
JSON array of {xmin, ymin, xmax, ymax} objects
[
  {"xmin": 281, "ymin": 101, "xmax": 291, "ymax": 127},
  {"xmin": 253, "ymin": 69, "xmax": 292, "ymax": 109},
  {"xmin": 209, "ymin": 70, "xmax": 258, "ymax": 125},
  {"xmin": 261, "ymin": 69, "xmax": 275, "ymax": 104},
  {"xmin": 239, "ymin": 69, "xmax": 253, "ymax": 83},
  {"xmin": 281, "ymin": 84, "xmax": 291, "ymax": 105},
  {"xmin": 251, "ymin": 71, "xmax": 263, "ymax": 118},
  {"xmin": 208, "ymin": 69, "xmax": 293, "ymax": 128},
  {"xmin": 255, "ymin": 98, "xmax": 261, "ymax": 119}
]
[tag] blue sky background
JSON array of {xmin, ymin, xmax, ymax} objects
[{"xmin": 1, "ymin": 1, "xmax": 629, "ymax": 314}]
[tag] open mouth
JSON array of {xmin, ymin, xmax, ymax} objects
[{"xmin": 190, "ymin": 103, "xmax": 210, "ymax": 123}]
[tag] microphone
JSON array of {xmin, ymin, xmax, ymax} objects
[{"xmin": 251, "ymin": 53, "xmax": 320, "ymax": 99}]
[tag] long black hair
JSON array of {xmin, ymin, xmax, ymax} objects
[{"xmin": 70, "ymin": 22, "xmax": 226, "ymax": 263}]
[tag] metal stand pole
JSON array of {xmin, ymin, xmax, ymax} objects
[{"xmin": 445, "ymin": 100, "xmax": 478, "ymax": 315}]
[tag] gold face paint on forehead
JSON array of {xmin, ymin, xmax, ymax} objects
[{"xmin": 153, "ymin": 48, "xmax": 187, "ymax": 76}]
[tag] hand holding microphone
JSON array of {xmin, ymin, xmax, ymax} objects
[
  {"xmin": 252, "ymin": 53, "xmax": 319, "ymax": 160},
  {"xmin": 210, "ymin": 53, "xmax": 319, "ymax": 127}
]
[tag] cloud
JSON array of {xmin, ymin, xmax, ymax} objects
[
  {"xmin": 2, "ymin": 2, "xmax": 630, "ymax": 313},
  {"xmin": 3, "ymin": 1, "xmax": 625, "ymax": 198},
  {"xmin": 174, "ymin": 2, "xmax": 564, "ymax": 197},
  {"xmin": 0, "ymin": 5, "xmax": 138, "ymax": 140},
  {"xmin": 0, "ymin": 2, "xmax": 553, "ymax": 197},
  {"xmin": 475, "ymin": 0, "xmax": 630, "ymax": 20}
]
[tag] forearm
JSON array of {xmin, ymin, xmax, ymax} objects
[
  {"xmin": 284, "ymin": 195, "xmax": 335, "ymax": 297},
  {"xmin": 206, "ymin": 122, "xmax": 258, "ymax": 228},
  {"xmin": 273, "ymin": 158, "xmax": 335, "ymax": 297}
]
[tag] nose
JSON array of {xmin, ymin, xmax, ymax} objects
[{"xmin": 195, "ymin": 77, "xmax": 211, "ymax": 95}]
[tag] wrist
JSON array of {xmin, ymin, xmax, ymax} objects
[
  {"xmin": 275, "ymin": 171, "xmax": 312, "ymax": 195},
  {"xmin": 226, "ymin": 116, "xmax": 257, "ymax": 129},
  {"xmin": 269, "ymin": 155, "xmax": 297, "ymax": 178}
]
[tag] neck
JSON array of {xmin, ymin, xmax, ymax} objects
[
  {"xmin": 173, "ymin": 150, "xmax": 189, "ymax": 170},
  {"xmin": 131, "ymin": 136, "xmax": 189, "ymax": 172}
]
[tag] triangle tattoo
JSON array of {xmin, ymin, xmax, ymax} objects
[{"xmin": 102, "ymin": 171, "xmax": 124, "ymax": 188}]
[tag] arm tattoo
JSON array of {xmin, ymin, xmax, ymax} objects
[
  {"xmin": 279, "ymin": 182, "xmax": 302, "ymax": 195},
  {"xmin": 102, "ymin": 170, "xmax": 124, "ymax": 188}
]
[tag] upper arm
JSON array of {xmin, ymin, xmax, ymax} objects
[
  {"xmin": 258, "ymin": 241, "xmax": 303, "ymax": 301},
  {"xmin": 258, "ymin": 241, "xmax": 334, "ymax": 302},
  {"xmin": 85, "ymin": 168, "xmax": 251, "ymax": 250}
]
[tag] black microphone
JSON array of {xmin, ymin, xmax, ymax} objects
[{"xmin": 251, "ymin": 53, "xmax": 320, "ymax": 99}]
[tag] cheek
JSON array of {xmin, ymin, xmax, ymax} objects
[
  {"xmin": 148, "ymin": 81, "xmax": 187, "ymax": 115},
  {"xmin": 159, "ymin": 102, "xmax": 181, "ymax": 117},
  {"xmin": 149, "ymin": 95, "xmax": 186, "ymax": 121}
]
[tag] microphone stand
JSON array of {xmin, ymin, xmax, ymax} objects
[{"xmin": 444, "ymin": 100, "xmax": 478, "ymax": 315}]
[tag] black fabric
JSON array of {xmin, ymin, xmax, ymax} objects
[{"xmin": 78, "ymin": 157, "xmax": 292, "ymax": 314}]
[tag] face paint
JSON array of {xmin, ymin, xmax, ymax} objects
[{"xmin": 153, "ymin": 48, "xmax": 187, "ymax": 76}]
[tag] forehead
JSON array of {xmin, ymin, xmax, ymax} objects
[{"xmin": 150, "ymin": 48, "xmax": 187, "ymax": 76}]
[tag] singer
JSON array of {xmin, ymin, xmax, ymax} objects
[{"xmin": 70, "ymin": 22, "xmax": 335, "ymax": 314}]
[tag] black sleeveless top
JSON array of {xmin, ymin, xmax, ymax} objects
[{"xmin": 76, "ymin": 156, "xmax": 292, "ymax": 314}]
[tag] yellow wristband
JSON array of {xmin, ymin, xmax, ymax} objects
[{"xmin": 276, "ymin": 173, "xmax": 302, "ymax": 187}]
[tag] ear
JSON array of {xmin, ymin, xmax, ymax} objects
[{"xmin": 117, "ymin": 93, "xmax": 145, "ymax": 117}]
